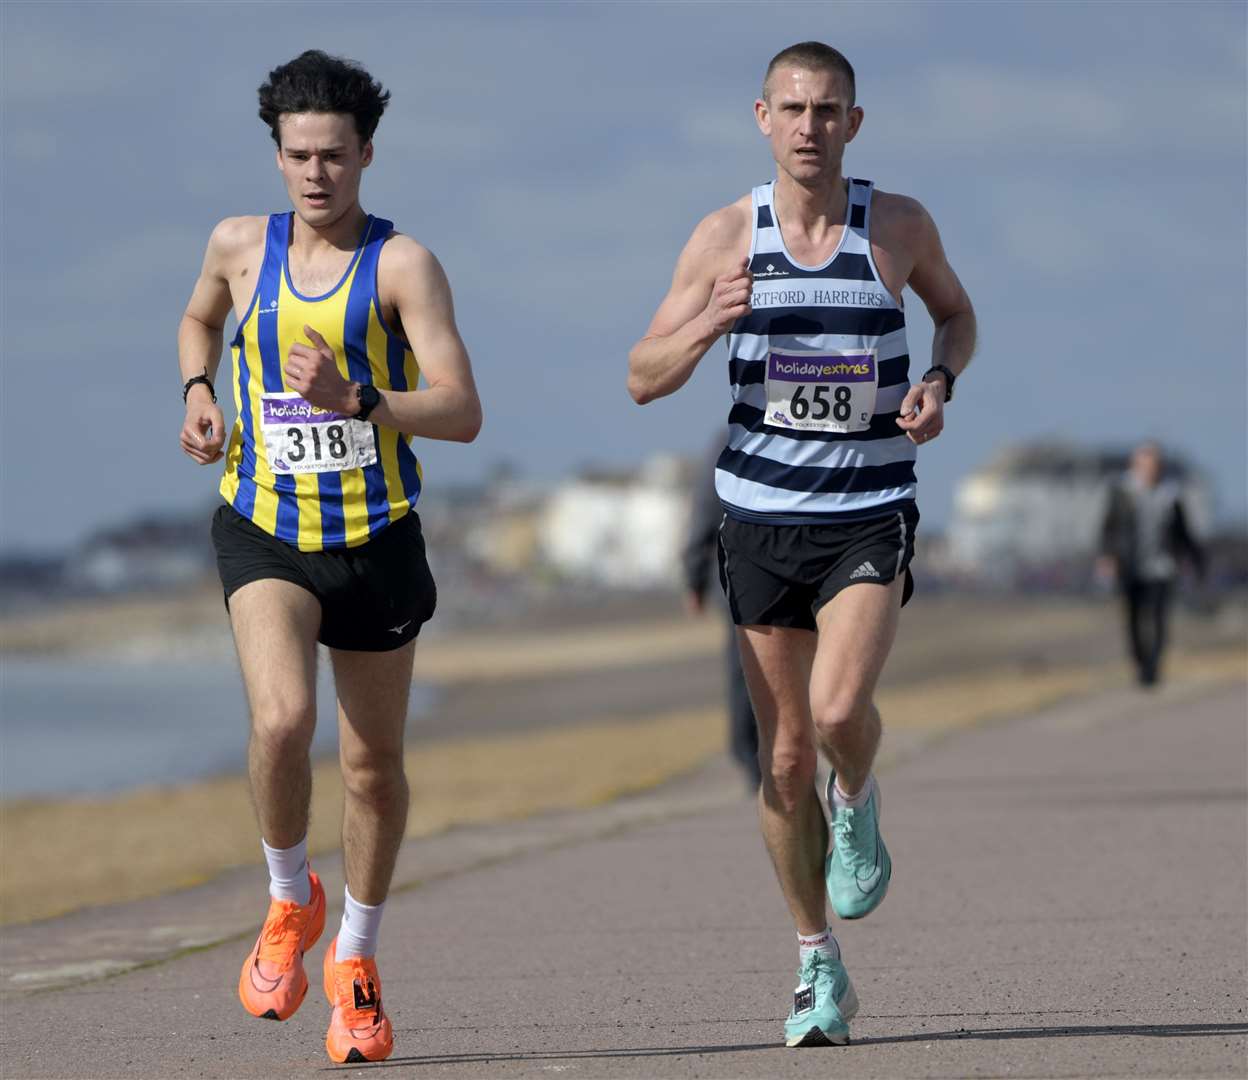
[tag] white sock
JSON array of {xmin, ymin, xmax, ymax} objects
[
  {"xmin": 797, "ymin": 927, "xmax": 841, "ymax": 963},
  {"xmin": 262, "ymin": 837, "xmax": 310, "ymax": 906},
  {"xmin": 336, "ymin": 887, "xmax": 385, "ymax": 960},
  {"xmin": 831, "ymin": 774, "xmax": 874, "ymax": 811}
]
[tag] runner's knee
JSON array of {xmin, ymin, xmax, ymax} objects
[
  {"xmin": 341, "ymin": 746, "xmax": 408, "ymax": 806},
  {"xmin": 760, "ymin": 741, "xmax": 817, "ymax": 810},
  {"xmin": 811, "ymin": 695, "xmax": 871, "ymax": 743},
  {"xmin": 250, "ymin": 702, "xmax": 316, "ymax": 758}
]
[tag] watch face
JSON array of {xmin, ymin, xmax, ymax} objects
[{"xmin": 357, "ymin": 384, "xmax": 380, "ymax": 418}]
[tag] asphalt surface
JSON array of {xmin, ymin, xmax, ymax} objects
[{"xmin": 3, "ymin": 678, "xmax": 1245, "ymax": 1079}]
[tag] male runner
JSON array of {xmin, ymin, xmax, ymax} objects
[
  {"xmin": 628, "ymin": 42, "xmax": 975, "ymax": 1047},
  {"xmin": 177, "ymin": 50, "xmax": 481, "ymax": 1064}
]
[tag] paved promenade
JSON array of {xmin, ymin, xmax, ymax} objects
[{"xmin": 3, "ymin": 676, "xmax": 1245, "ymax": 1078}]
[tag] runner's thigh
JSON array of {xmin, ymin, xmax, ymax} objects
[
  {"xmin": 228, "ymin": 578, "xmax": 321, "ymax": 725},
  {"xmin": 737, "ymin": 625, "xmax": 818, "ymax": 745},
  {"xmin": 809, "ymin": 577, "xmax": 904, "ymax": 717},
  {"xmin": 330, "ymin": 641, "xmax": 417, "ymax": 761}
]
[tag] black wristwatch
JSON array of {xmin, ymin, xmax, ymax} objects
[
  {"xmin": 921, "ymin": 364, "xmax": 956, "ymax": 403},
  {"xmin": 354, "ymin": 383, "xmax": 381, "ymax": 422},
  {"xmin": 182, "ymin": 373, "xmax": 216, "ymax": 403}
]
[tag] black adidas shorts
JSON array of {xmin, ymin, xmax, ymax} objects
[
  {"xmin": 717, "ymin": 505, "xmax": 918, "ymax": 630},
  {"xmin": 211, "ymin": 504, "xmax": 437, "ymax": 652}
]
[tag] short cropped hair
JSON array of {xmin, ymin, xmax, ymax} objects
[
  {"xmin": 763, "ymin": 42, "xmax": 856, "ymax": 106},
  {"xmin": 257, "ymin": 50, "xmax": 391, "ymax": 146}
]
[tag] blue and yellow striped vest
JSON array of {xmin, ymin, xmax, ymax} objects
[{"xmin": 220, "ymin": 212, "xmax": 423, "ymax": 550}]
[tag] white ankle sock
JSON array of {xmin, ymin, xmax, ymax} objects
[
  {"xmin": 336, "ymin": 887, "xmax": 385, "ymax": 960},
  {"xmin": 262, "ymin": 837, "xmax": 311, "ymax": 906},
  {"xmin": 797, "ymin": 926, "xmax": 841, "ymax": 962},
  {"xmin": 831, "ymin": 774, "xmax": 874, "ymax": 810}
]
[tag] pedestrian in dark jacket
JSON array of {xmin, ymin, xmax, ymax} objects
[
  {"xmin": 682, "ymin": 436, "xmax": 760, "ymax": 788},
  {"xmin": 1098, "ymin": 443, "xmax": 1206, "ymax": 686}
]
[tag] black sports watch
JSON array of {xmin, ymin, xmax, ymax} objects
[
  {"xmin": 354, "ymin": 383, "xmax": 381, "ymax": 422},
  {"xmin": 922, "ymin": 364, "xmax": 956, "ymax": 403}
]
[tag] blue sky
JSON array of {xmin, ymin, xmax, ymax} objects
[{"xmin": 1, "ymin": 0, "xmax": 1245, "ymax": 552}]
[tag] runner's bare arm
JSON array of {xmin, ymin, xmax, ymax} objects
[
  {"xmin": 627, "ymin": 205, "xmax": 751, "ymax": 404},
  {"xmin": 286, "ymin": 237, "xmax": 483, "ymax": 442},
  {"xmin": 373, "ymin": 238, "xmax": 482, "ymax": 441},
  {"xmin": 891, "ymin": 199, "xmax": 976, "ymax": 444},
  {"xmin": 177, "ymin": 217, "xmax": 257, "ymax": 464}
]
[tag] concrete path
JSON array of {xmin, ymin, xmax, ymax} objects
[{"xmin": 3, "ymin": 678, "xmax": 1245, "ymax": 1078}]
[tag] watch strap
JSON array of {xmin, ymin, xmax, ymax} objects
[
  {"xmin": 922, "ymin": 364, "xmax": 955, "ymax": 403},
  {"xmin": 182, "ymin": 373, "xmax": 216, "ymax": 403},
  {"xmin": 355, "ymin": 383, "xmax": 380, "ymax": 422}
]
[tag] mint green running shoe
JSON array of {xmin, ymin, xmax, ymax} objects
[
  {"xmin": 825, "ymin": 774, "xmax": 891, "ymax": 919},
  {"xmin": 783, "ymin": 950, "xmax": 859, "ymax": 1047}
]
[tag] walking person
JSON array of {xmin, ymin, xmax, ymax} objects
[
  {"xmin": 1099, "ymin": 442, "xmax": 1205, "ymax": 686},
  {"xmin": 682, "ymin": 433, "xmax": 762, "ymax": 790}
]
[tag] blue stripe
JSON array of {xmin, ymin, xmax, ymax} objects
[
  {"xmin": 232, "ymin": 335, "xmax": 257, "ymax": 519},
  {"xmin": 748, "ymin": 251, "xmax": 873, "ymax": 281},
  {"xmin": 734, "ymin": 306, "xmax": 904, "ymax": 338},
  {"xmin": 719, "ymin": 497, "xmax": 916, "ymax": 527},
  {"xmin": 730, "ymin": 353, "xmax": 910, "ymax": 390},
  {"xmin": 317, "ymin": 472, "xmax": 346, "ymax": 546},
  {"xmin": 728, "ymin": 402, "xmax": 909, "ymax": 442},
  {"xmin": 342, "ymin": 217, "xmax": 396, "ymax": 537},
  {"xmin": 257, "ymin": 214, "xmax": 300, "ymax": 543},
  {"xmin": 386, "ymin": 332, "xmax": 422, "ymax": 508},
  {"xmin": 716, "ymin": 446, "xmax": 916, "ymax": 495}
]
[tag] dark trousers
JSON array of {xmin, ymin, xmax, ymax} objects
[
  {"xmin": 1122, "ymin": 577, "xmax": 1173, "ymax": 685},
  {"xmin": 725, "ymin": 623, "xmax": 761, "ymax": 788}
]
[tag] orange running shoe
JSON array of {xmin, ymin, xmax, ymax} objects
[
  {"xmin": 323, "ymin": 937, "xmax": 394, "ymax": 1063},
  {"xmin": 238, "ymin": 869, "xmax": 326, "ymax": 1021}
]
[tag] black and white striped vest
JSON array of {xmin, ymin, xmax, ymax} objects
[{"xmin": 715, "ymin": 178, "xmax": 917, "ymax": 523}]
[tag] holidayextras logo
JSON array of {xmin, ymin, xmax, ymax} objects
[{"xmin": 767, "ymin": 353, "xmax": 875, "ymax": 384}]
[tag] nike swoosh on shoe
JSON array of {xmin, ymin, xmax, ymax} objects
[{"xmin": 854, "ymin": 841, "xmax": 884, "ymax": 893}]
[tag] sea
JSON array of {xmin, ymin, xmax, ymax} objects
[{"xmin": 0, "ymin": 654, "xmax": 435, "ymax": 800}]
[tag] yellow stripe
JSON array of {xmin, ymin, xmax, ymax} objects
[
  {"xmin": 272, "ymin": 273, "xmax": 321, "ymax": 550},
  {"xmin": 403, "ymin": 349, "xmax": 424, "ymax": 486},
  {"xmin": 239, "ymin": 311, "xmax": 280, "ymax": 536},
  {"xmin": 334, "ymin": 263, "xmax": 370, "ymax": 547},
  {"xmin": 365, "ymin": 306, "xmax": 410, "ymax": 525}
]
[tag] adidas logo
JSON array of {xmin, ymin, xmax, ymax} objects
[{"xmin": 849, "ymin": 561, "xmax": 880, "ymax": 580}]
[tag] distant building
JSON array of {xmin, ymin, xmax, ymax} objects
[
  {"xmin": 538, "ymin": 455, "xmax": 694, "ymax": 588},
  {"xmin": 944, "ymin": 442, "xmax": 1213, "ymax": 587},
  {"xmin": 68, "ymin": 512, "xmax": 215, "ymax": 594}
]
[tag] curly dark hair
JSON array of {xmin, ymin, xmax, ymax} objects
[
  {"xmin": 257, "ymin": 50, "xmax": 391, "ymax": 146},
  {"xmin": 763, "ymin": 42, "xmax": 856, "ymax": 107}
]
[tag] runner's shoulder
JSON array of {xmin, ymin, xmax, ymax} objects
[
  {"xmin": 688, "ymin": 196, "xmax": 752, "ymax": 255},
  {"xmin": 376, "ymin": 231, "xmax": 450, "ymax": 300},
  {"xmin": 207, "ymin": 215, "xmax": 267, "ymax": 257},
  {"xmin": 870, "ymin": 189, "xmax": 937, "ymax": 245},
  {"xmin": 376, "ymin": 229, "xmax": 440, "ymax": 275}
]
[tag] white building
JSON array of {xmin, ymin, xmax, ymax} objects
[
  {"xmin": 538, "ymin": 455, "xmax": 693, "ymax": 588},
  {"xmin": 945, "ymin": 442, "xmax": 1212, "ymax": 584}
]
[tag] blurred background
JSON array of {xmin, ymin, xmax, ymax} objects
[{"xmin": 1, "ymin": 0, "xmax": 1244, "ymax": 925}]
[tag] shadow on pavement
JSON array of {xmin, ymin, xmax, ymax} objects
[
  {"xmin": 340, "ymin": 1042, "xmax": 775, "ymax": 1069},
  {"xmin": 317, "ymin": 1022, "xmax": 1248, "ymax": 1070},
  {"xmin": 856, "ymin": 1021, "xmax": 1248, "ymax": 1046}
]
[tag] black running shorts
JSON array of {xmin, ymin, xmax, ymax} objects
[
  {"xmin": 211, "ymin": 504, "xmax": 437, "ymax": 651},
  {"xmin": 717, "ymin": 505, "xmax": 918, "ymax": 630}
]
